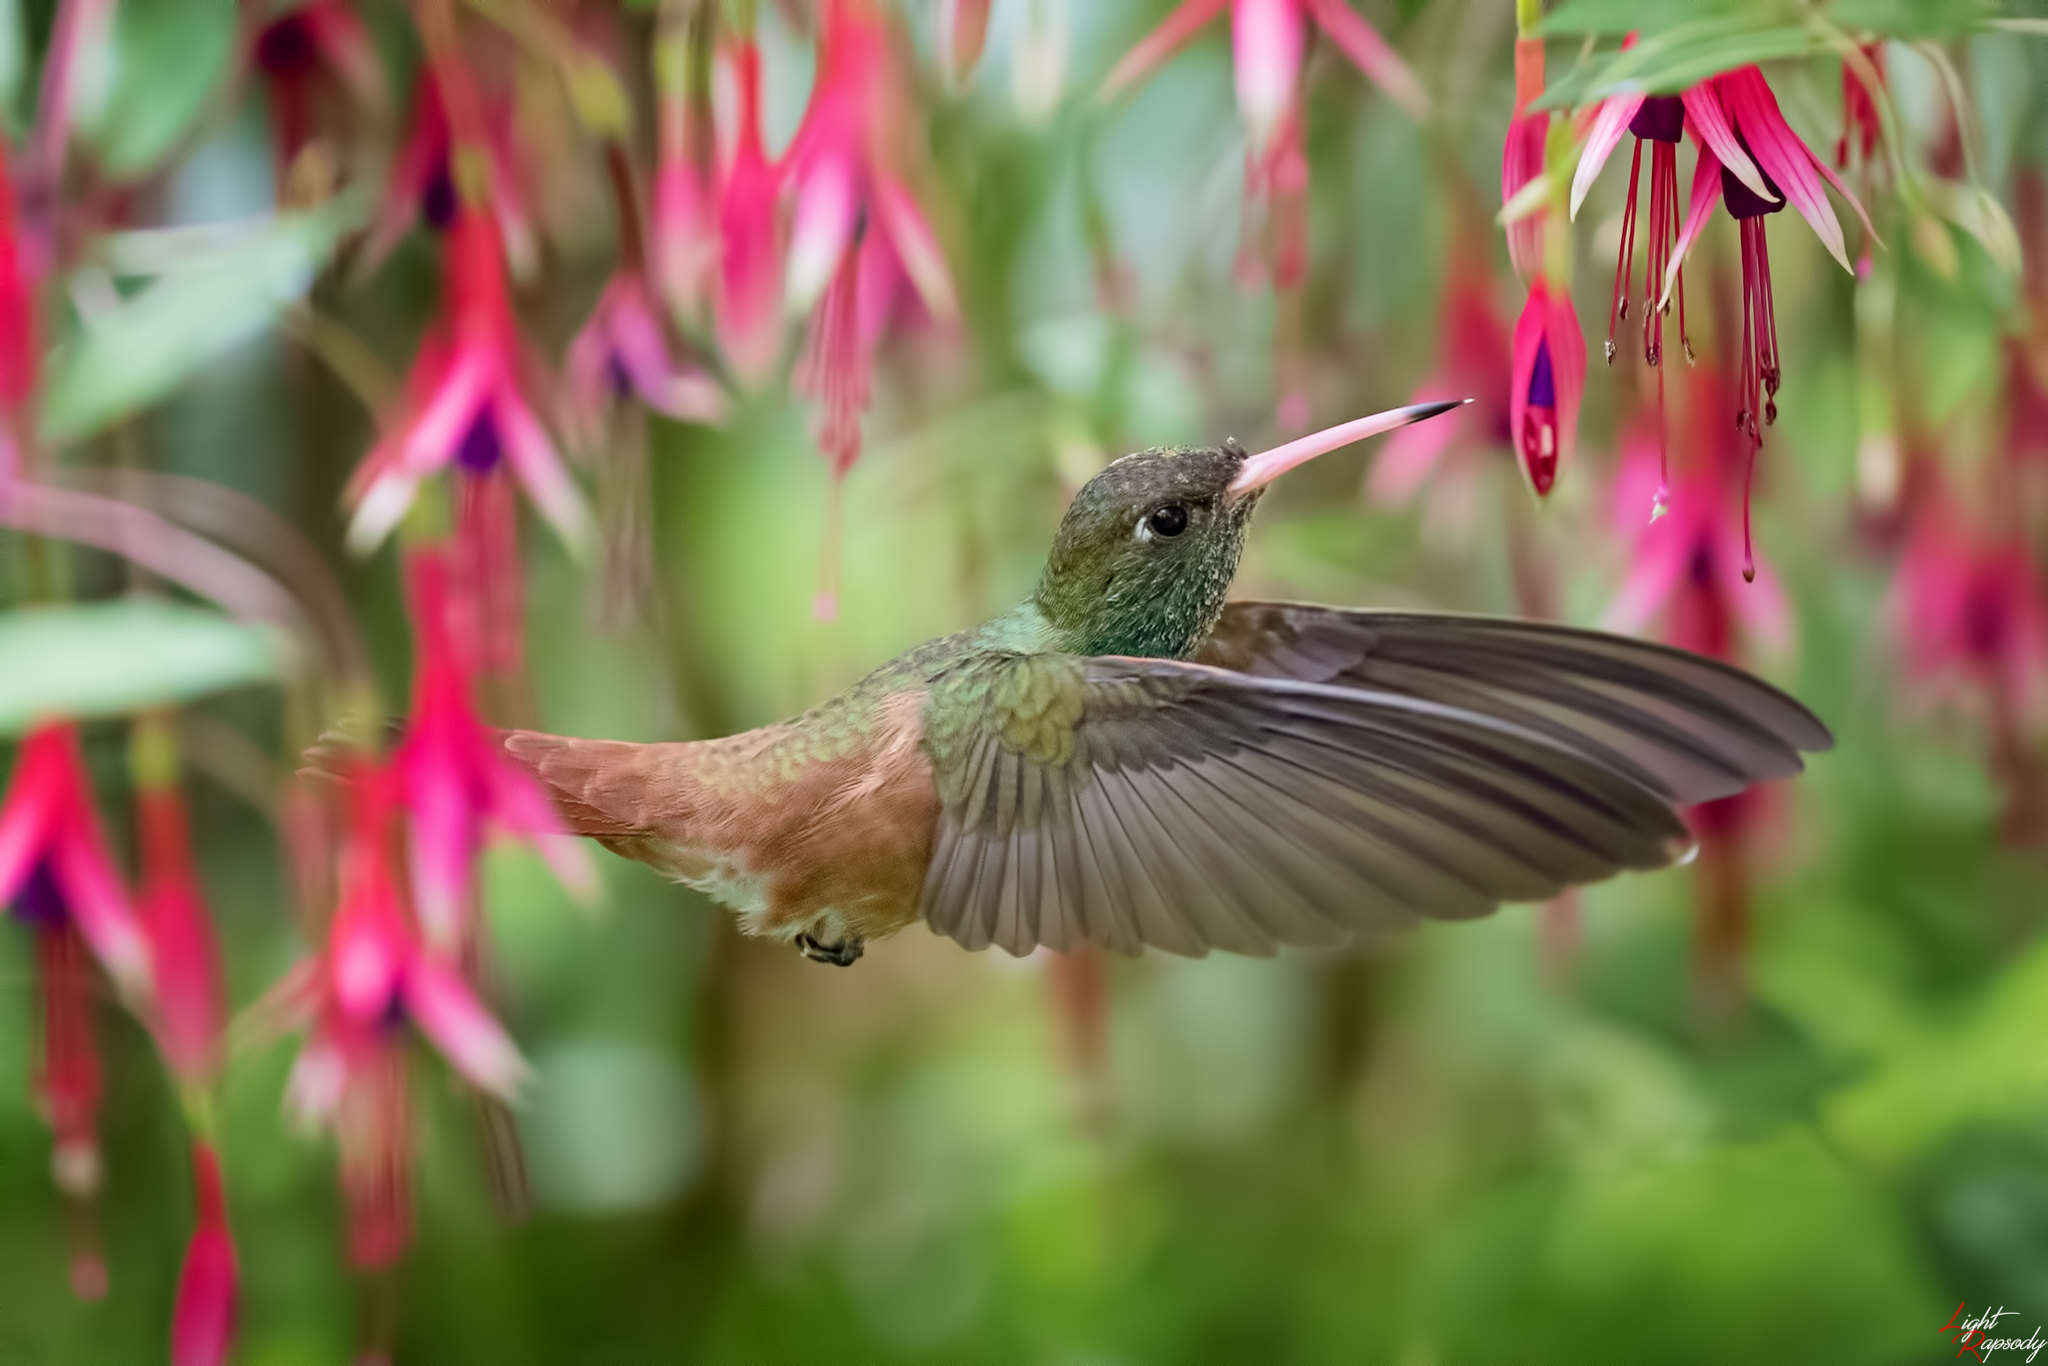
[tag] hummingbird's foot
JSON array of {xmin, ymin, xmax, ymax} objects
[{"xmin": 795, "ymin": 932, "xmax": 865, "ymax": 967}]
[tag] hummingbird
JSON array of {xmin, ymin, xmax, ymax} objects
[{"xmin": 496, "ymin": 403, "xmax": 1830, "ymax": 966}]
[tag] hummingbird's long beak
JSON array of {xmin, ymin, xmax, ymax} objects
[{"xmin": 1228, "ymin": 400, "xmax": 1470, "ymax": 494}]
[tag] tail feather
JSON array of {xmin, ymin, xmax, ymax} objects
[{"xmin": 500, "ymin": 731, "xmax": 669, "ymax": 840}]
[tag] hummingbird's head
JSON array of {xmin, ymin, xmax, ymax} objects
[{"xmin": 1032, "ymin": 401, "xmax": 1465, "ymax": 659}]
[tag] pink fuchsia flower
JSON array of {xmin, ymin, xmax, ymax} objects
[
  {"xmin": 1367, "ymin": 209, "xmax": 1512, "ymax": 533},
  {"xmin": 0, "ymin": 136, "xmax": 35, "ymax": 454},
  {"xmin": 0, "ymin": 724, "xmax": 151, "ymax": 996},
  {"xmin": 711, "ymin": 39, "xmax": 786, "ymax": 387},
  {"xmin": 1644, "ymin": 67, "xmax": 1874, "ymax": 574},
  {"xmin": 1508, "ymin": 278, "xmax": 1584, "ymax": 497},
  {"xmin": 360, "ymin": 70, "xmax": 537, "ymax": 283},
  {"xmin": 135, "ymin": 777, "xmax": 227, "ymax": 1084},
  {"xmin": 248, "ymin": 0, "xmax": 386, "ymax": 189},
  {"xmin": 1600, "ymin": 392, "xmax": 1791, "ymax": 659},
  {"xmin": 283, "ymin": 761, "xmax": 533, "ymax": 1267},
  {"xmin": 346, "ymin": 207, "xmax": 590, "ymax": 557},
  {"xmin": 395, "ymin": 549, "xmax": 594, "ymax": 948},
  {"xmin": 565, "ymin": 271, "xmax": 724, "ymax": 448},
  {"xmin": 170, "ymin": 1141, "xmax": 235, "ymax": 1366},
  {"xmin": 651, "ymin": 17, "xmax": 717, "ymax": 328},
  {"xmin": 1500, "ymin": 36, "xmax": 1549, "ymax": 284},
  {"xmin": 1100, "ymin": 0, "xmax": 1427, "ymax": 151},
  {"xmin": 1836, "ymin": 43, "xmax": 1885, "ymax": 175}
]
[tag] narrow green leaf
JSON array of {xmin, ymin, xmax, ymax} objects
[
  {"xmin": 39, "ymin": 193, "xmax": 368, "ymax": 444},
  {"xmin": 73, "ymin": 0, "xmax": 237, "ymax": 177},
  {"xmin": 0, "ymin": 600, "xmax": 285, "ymax": 734},
  {"xmin": 1537, "ymin": 22, "xmax": 1823, "ymax": 109}
]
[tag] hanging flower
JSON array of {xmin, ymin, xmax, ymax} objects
[
  {"xmin": 1508, "ymin": 279, "xmax": 1585, "ymax": 497},
  {"xmin": 652, "ymin": 14, "xmax": 718, "ymax": 327},
  {"xmin": 248, "ymin": 0, "xmax": 386, "ymax": 194},
  {"xmin": 565, "ymin": 271, "xmax": 725, "ymax": 448},
  {"xmin": 170, "ymin": 1141, "xmax": 236, "ymax": 1366},
  {"xmin": 1500, "ymin": 34, "xmax": 1549, "ymax": 285},
  {"xmin": 0, "ymin": 135, "xmax": 37, "ymax": 480},
  {"xmin": 1367, "ymin": 204, "xmax": 1512, "ymax": 533},
  {"xmin": 361, "ymin": 70, "xmax": 538, "ymax": 282},
  {"xmin": 395, "ymin": 549, "xmax": 594, "ymax": 949},
  {"xmin": 1652, "ymin": 66, "xmax": 1875, "ymax": 575},
  {"xmin": 281, "ymin": 760, "xmax": 532, "ymax": 1270},
  {"xmin": 1837, "ymin": 42, "xmax": 1885, "ymax": 176},
  {"xmin": 346, "ymin": 207, "xmax": 590, "ymax": 557},
  {"xmin": 711, "ymin": 39, "xmax": 787, "ymax": 387},
  {"xmin": 134, "ymin": 766, "xmax": 227, "ymax": 1083}
]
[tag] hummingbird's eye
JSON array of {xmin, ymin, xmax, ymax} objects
[{"xmin": 1144, "ymin": 504, "xmax": 1189, "ymax": 539}]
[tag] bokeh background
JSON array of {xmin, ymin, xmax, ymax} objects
[{"xmin": 0, "ymin": 0, "xmax": 2045, "ymax": 1361}]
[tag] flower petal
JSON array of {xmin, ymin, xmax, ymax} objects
[
  {"xmin": 785, "ymin": 157, "xmax": 860, "ymax": 317},
  {"xmin": 1658, "ymin": 138, "xmax": 1723, "ymax": 310},
  {"xmin": 402, "ymin": 955, "xmax": 530, "ymax": 1099},
  {"xmin": 345, "ymin": 465, "xmax": 420, "ymax": 557},
  {"xmin": 1098, "ymin": 0, "xmax": 1231, "ymax": 103},
  {"xmin": 1303, "ymin": 0, "xmax": 1427, "ymax": 118},
  {"xmin": 171, "ymin": 1144, "xmax": 236, "ymax": 1366},
  {"xmin": 1500, "ymin": 113, "xmax": 1549, "ymax": 282},
  {"xmin": 1682, "ymin": 80, "xmax": 1771, "ymax": 205},
  {"xmin": 1719, "ymin": 67, "xmax": 1847, "ymax": 271},
  {"xmin": 872, "ymin": 175, "xmax": 959, "ymax": 322},
  {"xmin": 397, "ymin": 347, "xmax": 494, "ymax": 476},
  {"xmin": 53, "ymin": 825, "xmax": 151, "ymax": 998},
  {"xmin": 0, "ymin": 726, "xmax": 64, "ymax": 908},
  {"xmin": 495, "ymin": 394, "xmax": 593, "ymax": 555},
  {"xmin": 1231, "ymin": 0, "xmax": 1305, "ymax": 152},
  {"xmin": 1569, "ymin": 92, "xmax": 1645, "ymax": 220},
  {"xmin": 1543, "ymin": 286, "xmax": 1587, "ymax": 470}
]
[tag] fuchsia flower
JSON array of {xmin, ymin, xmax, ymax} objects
[
  {"xmin": 710, "ymin": 39, "xmax": 785, "ymax": 387},
  {"xmin": 1601, "ymin": 385, "xmax": 1790, "ymax": 658},
  {"xmin": 1367, "ymin": 214, "xmax": 1512, "ymax": 530},
  {"xmin": 362, "ymin": 71, "xmax": 537, "ymax": 282},
  {"xmin": 1500, "ymin": 37, "xmax": 1549, "ymax": 284},
  {"xmin": 284, "ymin": 761, "xmax": 532, "ymax": 1269},
  {"xmin": 170, "ymin": 1142, "xmax": 235, "ymax": 1366},
  {"xmin": 249, "ymin": 0, "xmax": 386, "ymax": 187},
  {"xmin": 347, "ymin": 207, "xmax": 589, "ymax": 556},
  {"xmin": 0, "ymin": 136, "xmax": 37, "ymax": 477},
  {"xmin": 1836, "ymin": 43, "xmax": 1885, "ymax": 175},
  {"xmin": 1509, "ymin": 280, "xmax": 1585, "ymax": 498},
  {"xmin": 395, "ymin": 549, "xmax": 593, "ymax": 947},
  {"xmin": 136, "ymin": 781, "xmax": 227, "ymax": 1083},
  {"xmin": 566, "ymin": 271, "xmax": 724, "ymax": 448},
  {"xmin": 1653, "ymin": 67, "xmax": 1875, "ymax": 575},
  {"xmin": 0, "ymin": 724, "xmax": 152, "ymax": 1297},
  {"xmin": 1101, "ymin": 0, "xmax": 1427, "ymax": 148}
]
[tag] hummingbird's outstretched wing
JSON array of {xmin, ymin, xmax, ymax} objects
[
  {"xmin": 1197, "ymin": 603, "xmax": 1831, "ymax": 805},
  {"xmin": 919, "ymin": 651, "xmax": 1710, "ymax": 958}
]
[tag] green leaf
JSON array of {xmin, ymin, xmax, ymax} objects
[
  {"xmin": 73, "ymin": 0, "xmax": 236, "ymax": 177},
  {"xmin": 0, "ymin": 600, "xmax": 284, "ymax": 734},
  {"xmin": 1828, "ymin": 0, "xmax": 1996, "ymax": 36},
  {"xmin": 1536, "ymin": 21, "xmax": 1824, "ymax": 109},
  {"xmin": 39, "ymin": 193, "xmax": 368, "ymax": 444},
  {"xmin": 1539, "ymin": 0, "xmax": 1751, "ymax": 38}
]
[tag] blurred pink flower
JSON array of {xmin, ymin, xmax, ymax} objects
[
  {"xmin": 346, "ymin": 208, "xmax": 589, "ymax": 556},
  {"xmin": 170, "ymin": 1141, "xmax": 236, "ymax": 1366},
  {"xmin": 136, "ymin": 782, "xmax": 227, "ymax": 1083},
  {"xmin": 943, "ymin": 0, "xmax": 994, "ymax": 84},
  {"xmin": 249, "ymin": 0, "xmax": 386, "ymax": 186},
  {"xmin": 362, "ymin": 71, "xmax": 536, "ymax": 282},
  {"xmin": 282, "ymin": 762, "xmax": 531, "ymax": 1268},
  {"xmin": 1601, "ymin": 398, "xmax": 1790, "ymax": 658},
  {"xmin": 566, "ymin": 271, "xmax": 724, "ymax": 448},
  {"xmin": 1101, "ymin": 0, "xmax": 1426, "ymax": 152},
  {"xmin": 1367, "ymin": 216, "xmax": 1512, "ymax": 530},
  {"xmin": 712, "ymin": 39, "xmax": 786, "ymax": 386},
  {"xmin": 396, "ymin": 549, "xmax": 594, "ymax": 948},
  {"xmin": 0, "ymin": 136, "xmax": 36, "ymax": 477},
  {"xmin": 1500, "ymin": 36, "xmax": 1548, "ymax": 285},
  {"xmin": 0, "ymin": 724, "xmax": 151, "ymax": 995},
  {"xmin": 1836, "ymin": 43, "xmax": 1885, "ymax": 174},
  {"xmin": 1508, "ymin": 279, "xmax": 1584, "ymax": 498},
  {"xmin": 1892, "ymin": 492, "xmax": 2048, "ymax": 729}
]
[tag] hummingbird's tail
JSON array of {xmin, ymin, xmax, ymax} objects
[{"xmin": 497, "ymin": 731, "xmax": 670, "ymax": 840}]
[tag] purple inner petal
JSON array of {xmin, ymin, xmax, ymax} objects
[
  {"xmin": 1719, "ymin": 133, "xmax": 1784, "ymax": 219},
  {"xmin": 13, "ymin": 859, "xmax": 67, "ymax": 927},
  {"xmin": 1527, "ymin": 338, "xmax": 1556, "ymax": 407},
  {"xmin": 255, "ymin": 16, "xmax": 318, "ymax": 81},
  {"xmin": 457, "ymin": 410, "xmax": 502, "ymax": 473},
  {"xmin": 422, "ymin": 159, "xmax": 459, "ymax": 232}
]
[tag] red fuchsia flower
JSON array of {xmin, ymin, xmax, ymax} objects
[
  {"xmin": 395, "ymin": 549, "xmax": 594, "ymax": 949},
  {"xmin": 0, "ymin": 136, "xmax": 37, "ymax": 479},
  {"xmin": 565, "ymin": 270, "xmax": 725, "ymax": 449},
  {"xmin": 0, "ymin": 723, "xmax": 152, "ymax": 1297},
  {"xmin": 652, "ymin": 19, "xmax": 717, "ymax": 329},
  {"xmin": 1890, "ymin": 482, "xmax": 2048, "ymax": 839},
  {"xmin": 1509, "ymin": 279, "xmax": 1585, "ymax": 498},
  {"xmin": 248, "ymin": 0, "xmax": 386, "ymax": 189},
  {"xmin": 1366, "ymin": 208, "xmax": 1513, "ymax": 534},
  {"xmin": 1500, "ymin": 36, "xmax": 1549, "ymax": 285},
  {"xmin": 1100, "ymin": 0, "xmax": 1428, "ymax": 149},
  {"xmin": 346, "ymin": 206, "xmax": 590, "ymax": 557},
  {"xmin": 1653, "ymin": 66, "xmax": 1874, "ymax": 576},
  {"xmin": 360, "ymin": 70, "xmax": 537, "ymax": 283},
  {"xmin": 710, "ymin": 39, "xmax": 786, "ymax": 387},
  {"xmin": 135, "ymin": 776, "xmax": 227, "ymax": 1084},
  {"xmin": 171, "ymin": 1141, "xmax": 235, "ymax": 1366},
  {"xmin": 283, "ymin": 761, "xmax": 532, "ymax": 1269},
  {"xmin": 1836, "ymin": 43, "xmax": 1884, "ymax": 176}
]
